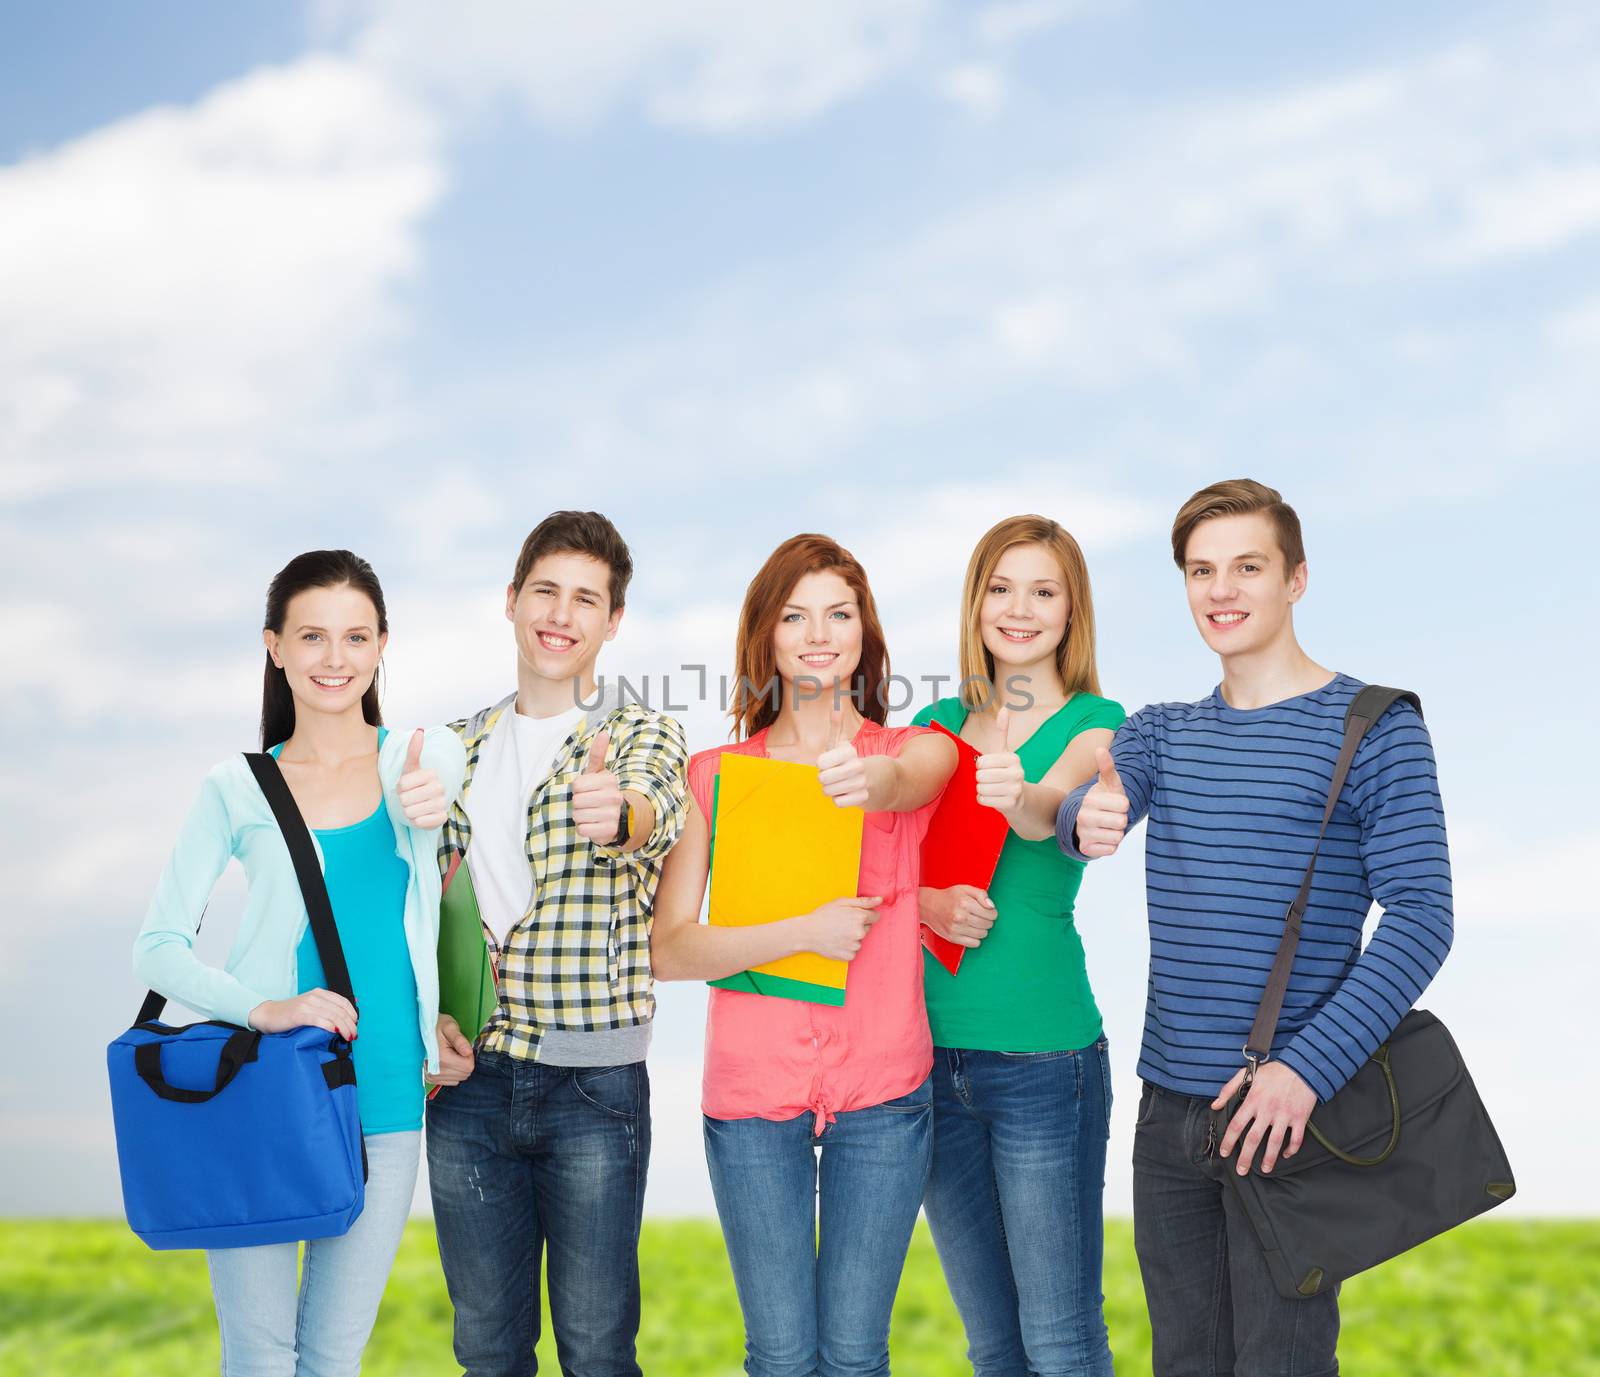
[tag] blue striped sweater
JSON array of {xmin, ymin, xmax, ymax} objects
[{"xmin": 1057, "ymin": 673, "xmax": 1452, "ymax": 1103}]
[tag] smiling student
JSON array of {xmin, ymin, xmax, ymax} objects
[
  {"xmin": 651, "ymin": 534, "xmax": 957, "ymax": 1377},
  {"xmin": 133, "ymin": 549, "xmax": 466, "ymax": 1377},
  {"xmin": 1057, "ymin": 480, "xmax": 1454, "ymax": 1377},
  {"xmin": 913, "ymin": 516, "xmax": 1124, "ymax": 1377},
  {"xmin": 424, "ymin": 511, "xmax": 688, "ymax": 1377}
]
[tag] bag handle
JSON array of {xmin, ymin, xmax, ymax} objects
[
  {"xmin": 133, "ymin": 1027, "xmax": 262, "ymax": 1103},
  {"xmin": 136, "ymin": 752, "xmax": 357, "ymax": 1024},
  {"xmin": 1242, "ymin": 686, "xmax": 1422, "ymax": 1069},
  {"xmin": 1304, "ymin": 1044, "xmax": 1402, "ymax": 1165}
]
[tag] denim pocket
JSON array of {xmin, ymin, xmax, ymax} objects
[
  {"xmin": 1096, "ymin": 1040, "xmax": 1113, "ymax": 1131},
  {"xmin": 996, "ymin": 1048, "xmax": 1073, "ymax": 1061},
  {"xmin": 572, "ymin": 1063, "xmax": 640, "ymax": 1120},
  {"xmin": 876, "ymin": 1076, "xmax": 933, "ymax": 1113},
  {"xmin": 1135, "ymin": 1080, "xmax": 1157, "ymax": 1128}
]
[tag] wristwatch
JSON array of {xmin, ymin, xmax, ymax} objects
[{"xmin": 611, "ymin": 801, "xmax": 634, "ymax": 847}]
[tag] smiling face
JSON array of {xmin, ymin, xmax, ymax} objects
[
  {"xmin": 505, "ymin": 550, "xmax": 622, "ymax": 686},
  {"xmin": 1182, "ymin": 512, "xmax": 1307, "ymax": 658},
  {"xmin": 772, "ymin": 569, "xmax": 863, "ymax": 695},
  {"xmin": 980, "ymin": 541, "xmax": 1071, "ymax": 678},
  {"xmin": 263, "ymin": 583, "xmax": 386, "ymax": 724}
]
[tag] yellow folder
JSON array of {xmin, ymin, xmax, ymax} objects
[{"xmin": 707, "ymin": 753, "xmax": 865, "ymax": 1004}]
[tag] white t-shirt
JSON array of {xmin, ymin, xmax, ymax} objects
[{"xmin": 464, "ymin": 703, "xmax": 587, "ymax": 946}]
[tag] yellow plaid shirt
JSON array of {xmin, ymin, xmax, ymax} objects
[{"xmin": 440, "ymin": 692, "xmax": 689, "ymax": 1061}]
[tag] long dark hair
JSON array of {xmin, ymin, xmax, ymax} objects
[{"xmin": 261, "ymin": 550, "xmax": 388, "ymax": 749}]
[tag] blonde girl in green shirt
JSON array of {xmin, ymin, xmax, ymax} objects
[{"xmin": 913, "ymin": 515, "xmax": 1124, "ymax": 1377}]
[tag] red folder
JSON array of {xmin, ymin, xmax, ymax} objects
[{"xmin": 919, "ymin": 721, "xmax": 1011, "ymax": 975}]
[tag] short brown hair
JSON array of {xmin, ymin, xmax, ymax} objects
[
  {"xmin": 1170, "ymin": 479, "xmax": 1305, "ymax": 576},
  {"xmin": 958, "ymin": 515, "xmax": 1102, "ymax": 710},
  {"xmin": 511, "ymin": 511, "xmax": 634, "ymax": 610},
  {"xmin": 730, "ymin": 534, "xmax": 890, "ymax": 740}
]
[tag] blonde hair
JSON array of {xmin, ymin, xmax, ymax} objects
[{"xmin": 957, "ymin": 515, "xmax": 1102, "ymax": 711}]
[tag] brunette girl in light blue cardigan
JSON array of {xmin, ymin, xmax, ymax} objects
[
  {"xmin": 133, "ymin": 549, "xmax": 466, "ymax": 1377},
  {"xmin": 134, "ymin": 727, "xmax": 463, "ymax": 1068}
]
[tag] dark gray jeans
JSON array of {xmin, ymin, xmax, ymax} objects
[{"xmin": 1132, "ymin": 1081, "xmax": 1339, "ymax": 1377}]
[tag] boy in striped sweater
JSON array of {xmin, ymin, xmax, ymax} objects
[{"xmin": 1057, "ymin": 479, "xmax": 1452, "ymax": 1377}]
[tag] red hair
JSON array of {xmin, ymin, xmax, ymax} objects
[{"xmin": 730, "ymin": 534, "xmax": 890, "ymax": 740}]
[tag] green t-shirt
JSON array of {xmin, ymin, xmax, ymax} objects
[{"xmin": 912, "ymin": 691, "xmax": 1125, "ymax": 1052}]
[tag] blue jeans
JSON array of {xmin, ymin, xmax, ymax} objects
[
  {"xmin": 426, "ymin": 1053, "xmax": 650, "ymax": 1377},
  {"xmin": 922, "ymin": 1040, "xmax": 1114, "ymax": 1377},
  {"xmin": 703, "ymin": 1076, "xmax": 934, "ymax": 1377},
  {"xmin": 1133, "ymin": 1081, "xmax": 1340, "ymax": 1377},
  {"xmin": 206, "ymin": 1129, "xmax": 420, "ymax": 1377}
]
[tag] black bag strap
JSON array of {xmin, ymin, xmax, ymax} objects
[
  {"xmin": 243, "ymin": 752, "xmax": 357, "ymax": 1005},
  {"xmin": 137, "ymin": 752, "xmax": 357, "ymax": 1023},
  {"xmin": 1243, "ymin": 686, "xmax": 1422, "ymax": 1068}
]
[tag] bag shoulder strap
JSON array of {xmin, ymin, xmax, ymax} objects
[
  {"xmin": 242, "ymin": 752, "xmax": 357, "ymax": 1005},
  {"xmin": 1242, "ymin": 685, "xmax": 1422, "ymax": 1066},
  {"xmin": 135, "ymin": 752, "xmax": 357, "ymax": 1026}
]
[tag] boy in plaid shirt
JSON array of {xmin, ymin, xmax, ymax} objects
[{"xmin": 426, "ymin": 511, "xmax": 688, "ymax": 1377}]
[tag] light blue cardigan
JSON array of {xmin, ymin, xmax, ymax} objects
[{"xmin": 133, "ymin": 727, "xmax": 468, "ymax": 1074}]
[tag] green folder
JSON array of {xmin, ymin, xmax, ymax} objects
[{"xmin": 437, "ymin": 850, "xmax": 498, "ymax": 1040}]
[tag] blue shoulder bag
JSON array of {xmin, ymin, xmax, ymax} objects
[{"xmin": 107, "ymin": 752, "xmax": 366, "ymax": 1250}]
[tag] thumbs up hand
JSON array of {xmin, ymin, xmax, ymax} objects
[
  {"xmin": 398, "ymin": 728, "xmax": 449, "ymax": 830},
  {"xmin": 975, "ymin": 706, "xmax": 1025, "ymax": 815},
  {"xmin": 571, "ymin": 729, "xmax": 627, "ymax": 843},
  {"xmin": 817, "ymin": 700, "xmax": 869, "ymax": 810},
  {"xmin": 1076, "ymin": 746, "xmax": 1130, "ymax": 858}
]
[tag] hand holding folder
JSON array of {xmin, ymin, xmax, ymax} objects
[
  {"xmin": 918, "ymin": 721, "xmax": 1011, "ymax": 975},
  {"xmin": 707, "ymin": 753, "xmax": 865, "ymax": 1005}
]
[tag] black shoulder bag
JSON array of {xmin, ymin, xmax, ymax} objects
[{"xmin": 1206, "ymin": 686, "xmax": 1515, "ymax": 1299}]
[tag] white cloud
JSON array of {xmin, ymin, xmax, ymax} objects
[
  {"xmin": 336, "ymin": 0, "xmax": 934, "ymax": 132},
  {"xmin": 976, "ymin": 0, "xmax": 1112, "ymax": 48},
  {"xmin": 321, "ymin": 0, "xmax": 1131, "ymax": 135},
  {"xmin": 1444, "ymin": 163, "xmax": 1600, "ymax": 265},
  {"xmin": 0, "ymin": 54, "xmax": 443, "ymax": 497},
  {"xmin": 428, "ymin": 14, "xmax": 1600, "ymax": 497},
  {"xmin": 938, "ymin": 62, "xmax": 1007, "ymax": 118}
]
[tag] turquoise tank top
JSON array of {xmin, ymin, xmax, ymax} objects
[{"xmin": 281, "ymin": 732, "xmax": 424, "ymax": 1134}]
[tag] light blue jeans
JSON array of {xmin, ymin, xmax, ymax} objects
[
  {"xmin": 922, "ymin": 1041, "xmax": 1114, "ymax": 1377},
  {"xmin": 703, "ymin": 1076, "xmax": 934, "ymax": 1377},
  {"xmin": 206, "ymin": 1130, "xmax": 419, "ymax": 1377}
]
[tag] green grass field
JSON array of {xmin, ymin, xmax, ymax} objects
[{"xmin": 2, "ymin": 1219, "xmax": 1594, "ymax": 1375}]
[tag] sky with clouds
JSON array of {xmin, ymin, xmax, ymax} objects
[{"xmin": 2, "ymin": 0, "xmax": 1596, "ymax": 1217}]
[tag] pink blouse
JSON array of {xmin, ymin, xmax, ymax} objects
[{"xmin": 687, "ymin": 721, "xmax": 942, "ymax": 1130}]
